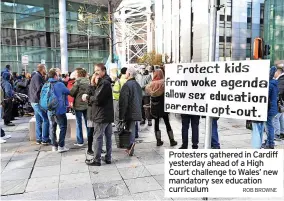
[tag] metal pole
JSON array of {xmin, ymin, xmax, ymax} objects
[
  {"xmin": 204, "ymin": 0, "xmax": 218, "ymax": 149},
  {"xmin": 13, "ymin": 2, "xmax": 19, "ymax": 73},
  {"xmin": 108, "ymin": 0, "xmax": 114, "ymax": 63},
  {"xmin": 58, "ymin": 0, "xmax": 68, "ymax": 74}
]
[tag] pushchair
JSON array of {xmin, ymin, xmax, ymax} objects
[{"xmin": 13, "ymin": 93, "xmax": 33, "ymax": 116}]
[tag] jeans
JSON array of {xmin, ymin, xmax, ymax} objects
[
  {"xmin": 251, "ymin": 122, "xmax": 265, "ymax": 149},
  {"xmin": 135, "ymin": 122, "xmax": 139, "ymax": 138},
  {"xmin": 127, "ymin": 121, "xmax": 136, "ymax": 147},
  {"xmin": 56, "ymin": 114, "xmax": 67, "ymax": 147},
  {"xmin": 154, "ymin": 114, "xmax": 172, "ymax": 132},
  {"xmin": 273, "ymin": 113, "xmax": 284, "ymax": 135},
  {"xmin": 75, "ymin": 110, "xmax": 88, "ymax": 144},
  {"xmin": 93, "ymin": 123, "xmax": 112, "ymax": 163},
  {"xmin": 142, "ymin": 96, "xmax": 150, "ymax": 120},
  {"xmin": 48, "ymin": 111, "xmax": 58, "ymax": 147},
  {"xmin": 212, "ymin": 119, "xmax": 220, "ymax": 148},
  {"xmin": 181, "ymin": 114, "xmax": 200, "ymax": 148},
  {"xmin": 31, "ymin": 103, "xmax": 49, "ymax": 143},
  {"xmin": 2, "ymin": 99, "xmax": 13, "ymax": 125},
  {"xmin": 266, "ymin": 115, "xmax": 276, "ymax": 146}
]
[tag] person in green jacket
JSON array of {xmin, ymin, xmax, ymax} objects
[
  {"xmin": 113, "ymin": 67, "xmax": 127, "ymax": 124},
  {"xmin": 70, "ymin": 68, "xmax": 90, "ymax": 146}
]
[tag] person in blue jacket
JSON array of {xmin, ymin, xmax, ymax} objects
[
  {"xmin": 1, "ymin": 72, "xmax": 15, "ymax": 126},
  {"xmin": 251, "ymin": 66, "xmax": 282, "ymax": 149},
  {"xmin": 1, "ymin": 65, "xmax": 11, "ymax": 77},
  {"xmin": 47, "ymin": 70, "xmax": 70, "ymax": 153}
]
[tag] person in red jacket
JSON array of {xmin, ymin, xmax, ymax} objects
[{"xmin": 67, "ymin": 71, "xmax": 77, "ymax": 113}]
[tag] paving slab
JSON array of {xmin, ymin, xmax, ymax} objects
[
  {"xmin": 153, "ymin": 175, "xmax": 165, "ymax": 189},
  {"xmin": 26, "ymin": 176, "xmax": 59, "ymax": 193},
  {"xmin": 118, "ymin": 165, "xmax": 151, "ymax": 179},
  {"xmin": 99, "ymin": 194, "xmax": 134, "ymax": 201},
  {"xmin": 60, "ymin": 162, "xmax": 88, "ymax": 175},
  {"xmin": 132, "ymin": 189, "xmax": 172, "ymax": 201},
  {"xmin": 124, "ymin": 176, "xmax": 162, "ymax": 194},
  {"xmin": 59, "ymin": 172, "xmax": 91, "ymax": 189},
  {"xmin": 145, "ymin": 163, "xmax": 164, "ymax": 176},
  {"xmin": 88, "ymin": 163, "xmax": 117, "ymax": 172},
  {"xmin": 1, "ymin": 189, "xmax": 59, "ymax": 200},
  {"xmin": 93, "ymin": 180, "xmax": 130, "ymax": 200},
  {"xmin": 90, "ymin": 168, "xmax": 122, "ymax": 184},
  {"xmin": 114, "ymin": 157, "xmax": 143, "ymax": 169},
  {"xmin": 59, "ymin": 183, "xmax": 95, "ymax": 200},
  {"xmin": 1, "ymin": 167, "xmax": 32, "ymax": 181},
  {"xmin": 31, "ymin": 165, "xmax": 61, "ymax": 178},
  {"xmin": 10, "ymin": 151, "xmax": 38, "ymax": 161},
  {"xmin": 1, "ymin": 179, "xmax": 28, "ymax": 196},
  {"xmin": 4, "ymin": 158, "xmax": 36, "ymax": 171}
]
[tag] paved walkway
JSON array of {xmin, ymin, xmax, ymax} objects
[{"xmin": 1, "ymin": 115, "xmax": 284, "ymax": 200}]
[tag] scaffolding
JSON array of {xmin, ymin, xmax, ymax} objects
[{"xmin": 114, "ymin": 0, "xmax": 153, "ymax": 66}]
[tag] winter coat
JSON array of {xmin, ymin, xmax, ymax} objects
[
  {"xmin": 150, "ymin": 95, "xmax": 166, "ymax": 118},
  {"xmin": 29, "ymin": 71, "xmax": 45, "ymax": 103},
  {"xmin": 136, "ymin": 73, "xmax": 152, "ymax": 96},
  {"xmin": 87, "ymin": 75, "xmax": 114, "ymax": 123},
  {"xmin": 268, "ymin": 79, "xmax": 279, "ymax": 117},
  {"xmin": 113, "ymin": 75, "xmax": 127, "ymax": 101},
  {"xmin": 1, "ymin": 72, "xmax": 14, "ymax": 98},
  {"xmin": 1, "ymin": 67, "xmax": 9, "ymax": 77},
  {"xmin": 119, "ymin": 78, "xmax": 142, "ymax": 121},
  {"xmin": 47, "ymin": 78, "xmax": 70, "ymax": 115},
  {"xmin": 69, "ymin": 77, "xmax": 89, "ymax": 111},
  {"xmin": 16, "ymin": 78, "xmax": 30, "ymax": 95}
]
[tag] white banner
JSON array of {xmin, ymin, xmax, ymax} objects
[
  {"xmin": 164, "ymin": 60, "xmax": 270, "ymax": 121},
  {"xmin": 22, "ymin": 55, "xmax": 29, "ymax": 65}
]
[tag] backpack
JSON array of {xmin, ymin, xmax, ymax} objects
[{"xmin": 39, "ymin": 81, "xmax": 59, "ymax": 111}]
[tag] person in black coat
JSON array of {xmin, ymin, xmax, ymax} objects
[
  {"xmin": 83, "ymin": 63, "xmax": 114, "ymax": 166},
  {"xmin": 119, "ymin": 66, "xmax": 142, "ymax": 156}
]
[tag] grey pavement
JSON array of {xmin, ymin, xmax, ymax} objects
[{"xmin": 1, "ymin": 115, "xmax": 284, "ymax": 200}]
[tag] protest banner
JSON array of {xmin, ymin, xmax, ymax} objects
[{"xmin": 164, "ymin": 60, "xmax": 270, "ymax": 121}]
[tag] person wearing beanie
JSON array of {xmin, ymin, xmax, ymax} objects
[{"xmin": 113, "ymin": 67, "xmax": 128, "ymax": 124}]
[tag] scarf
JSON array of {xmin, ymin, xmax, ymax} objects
[{"xmin": 146, "ymin": 69, "xmax": 165, "ymax": 97}]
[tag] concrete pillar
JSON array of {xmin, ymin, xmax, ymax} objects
[{"xmin": 59, "ymin": 0, "xmax": 68, "ymax": 74}]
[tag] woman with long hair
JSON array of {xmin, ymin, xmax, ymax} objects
[{"xmin": 146, "ymin": 69, "xmax": 177, "ymax": 146}]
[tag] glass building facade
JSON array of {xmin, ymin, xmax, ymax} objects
[
  {"xmin": 1, "ymin": 0, "xmax": 109, "ymax": 73},
  {"xmin": 264, "ymin": 0, "xmax": 284, "ymax": 64}
]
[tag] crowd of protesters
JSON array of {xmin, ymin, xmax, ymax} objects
[{"xmin": 1, "ymin": 62, "xmax": 284, "ymax": 164}]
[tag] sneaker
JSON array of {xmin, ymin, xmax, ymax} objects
[
  {"xmin": 102, "ymin": 156, "xmax": 111, "ymax": 164},
  {"xmin": 87, "ymin": 150, "xmax": 94, "ymax": 156},
  {"xmin": 36, "ymin": 141, "xmax": 42, "ymax": 145},
  {"xmin": 52, "ymin": 146, "xmax": 58, "ymax": 152},
  {"xmin": 179, "ymin": 145, "xmax": 188, "ymax": 149},
  {"xmin": 280, "ymin": 133, "xmax": 284, "ymax": 139},
  {"xmin": 275, "ymin": 135, "xmax": 281, "ymax": 141},
  {"xmin": 264, "ymin": 145, "xmax": 274, "ymax": 149},
  {"xmin": 74, "ymin": 143, "xmax": 84, "ymax": 147},
  {"xmin": 41, "ymin": 141, "xmax": 49, "ymax": 146},
  {"xmin": 58, "ymin": 146, "xmax": 69, "ymax": 153},
  {"xmin": 85, "ymin": 159, "xmax": 101, "ymax": 166},
  {"xmin": 2, "ymin": 135, "xmax": 11, "ymax": 140},
  {"xmin": 0, "ymin": 138, "xmax": 7, "ymax": 144}
]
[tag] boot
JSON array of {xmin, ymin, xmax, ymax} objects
[
  {"xmin": 155, "ymin": 131, "xmax": 164, "ymax": 146},
  {"xmin": 167, "ymin": 130, "xmax": 177, "ymax": 146}
]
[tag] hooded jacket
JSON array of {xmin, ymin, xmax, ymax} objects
[
  {"xmin": 47, "ymin": 78, "xmax": 70, "ymax": 115},
  {"xmin": 136, "ymin": 73, "xmax": 152, "ymax": 96},
  {"xmin": 1, "ymin": 72, "xmax": 14, "ymax": 98},
  {"xmin": 29, "ymin": 71, "xmax": 45, "ymax": 103},
  {"xmin": 87, "ymin": 75, "xmax": 114, "ymax": 123},
  {"xmin": 69, "ymin": 77, "xmax": 90, "ymax": 111}
]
